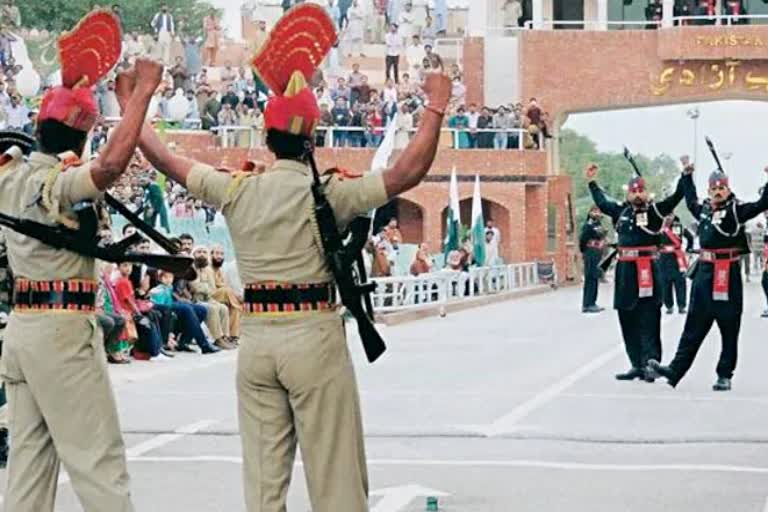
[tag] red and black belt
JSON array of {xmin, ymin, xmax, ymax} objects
[
  {"xmin": 12, "ymin": 278, "xmax": 97, "ymax": 313},
  {"xmin": 586, "ymin": 240, "xmax": 605, "ymax": 250},
  {"xmin": 699, "ymin": 249, "xmax": 742, "ymax": 301},
  {"xmin": 243, "ymin": 282, "xmax": 336, "ymax": 314},
  {"xmin": 618, "ymin": 246, "xmax": 658, "ymax": 298}
]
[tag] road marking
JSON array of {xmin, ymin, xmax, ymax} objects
[
  {"xmin": 0, "ymin": 420, "xmax": 217, "ymax": 505},
  {"xmin": 458, "ymin": 314, "xmax": 682, "ymax": 437},
  {"xmin": 126, "ymin": 420, "xmax": 218, "ymax": 458},
  {"xmin": 128, "ymin": 456, "xmax": 768, "ymax": 474},
  {"xmin": 371, "ymin": 485, "xmax": 450, "ymax": 512}
]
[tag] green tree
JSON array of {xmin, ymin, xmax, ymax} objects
[
  {"xmin": 18, "ymin": 0, "xmax": 220, "ymax": 38},
  {"xmin": 560, "ymin": 128, "xmax": 689, "ymax": 230}
]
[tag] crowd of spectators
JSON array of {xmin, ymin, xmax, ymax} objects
[{"xmin": 647, "ymin": 0, "xmax": 749, "ymax": 26}]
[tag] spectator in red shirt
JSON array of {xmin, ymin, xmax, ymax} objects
[{"xmin": 114, "ymin": 262, "xmax": 165, "ymax": 361}]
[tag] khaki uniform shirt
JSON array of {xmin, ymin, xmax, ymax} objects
[
  {"xmin": 187, "ymin": 159, "xmax": 388, "ymax": 285},
  {"xmin": 0, "ymin": 152, "xmax": 101, "ymax": 281}
]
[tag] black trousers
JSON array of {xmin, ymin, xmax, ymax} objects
[
  {"xmin": 662, "ymin": 273, "xmax": 687, "ymax": 310},
  {"xmin": 582, "ymin": 248, "xmax": 601, "ymax": 309},
  {"xmin": 385, "ymin": 55, "xmax": 399, "ymax": 83},
  {"xmin": 666, "ymin": 263, "xmax": 743, "ymax": 385},
  {"xmin": 582, "ymin": 273, "xmax": 599, "ymax": 309},
  {"xmin": 667, "ymin": 306, "xmax": 740, "ymax": 385},
  {"xmin": 617, "ymin": 299, "xmax": 662, "ymax": 369}
]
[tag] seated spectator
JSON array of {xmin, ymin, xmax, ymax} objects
[
  {"xmin": 349, "ymin": 102, "xmax": 365, "ymax": 147},
  {"xmin": 451, "ymin": 77, "xmax": 467, "ymax": 109},
  {"xmin": 183, "ymin": 89, "xmax": 200, "ymax": 129},
  {"xmin": 365, "ymin": 106, "xmax": 384, "ymax": 147},
  {"xmin": 347, "ymin": 63, "xmax": 364, "ymax": 98},
  {"xmin": 190, "ymin": 246, "xmax": 235, "ymax": 350},
  {"xmin": 485, "ymin": 229, "xmax": 500, "ymax": 265},
  {"xmin": 221, "ymin": 84, "xmax": 240, "ymax": 109},
  {"xmin": 114, "ymin": 262, "xmax": 166, "ymax": 361},
  {"xmin": 356, "ymin": 75, "xmax": 372, "ymax": 105},
  {"xmin": 371, "ymin": 237, "xmax": 393, "ymax": 277},
  {"xmin": 314, "ymin": 80, "xmax": 333, "ymax": 107},
  {"xmin": 201, "ymin": 90, "xmax": 220, "ymax": 131},
  {"xmin": 331, "ymin": 77, "xmax": 352, "ymax": 103},
  {"xmin": 410, "ymin": 243, "xmax": 433, "ymax": 276},
  {"xmin": 394, "ymin": 103, "xmax": 413, "ymax": 149},
  {"xmin": 383, "ymin": 78, "xmax": 398, "ymax": 104},
  {"xmin": 220, "ymin": 61, "xmax": 237, "ymax": 89},
  {"xmin": 210, "ymin": 245, "xmax": 243, "ymax": 344},
  {"xmin": 97, "ymin": 263, "xmax": 131, "ymax": 364},
  {"xmin": 235, "ymin": 66, "xmax": 249, "ymax": 93},
  {"xmin": 150, "ymin": 270, "xmax": 219, "ymax": 354},
  {"xmin": 170, "ymin": 56, "xmax": 189, "ymax": 92}
]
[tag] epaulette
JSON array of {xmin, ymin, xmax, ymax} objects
[
  {"xmin": 224, "ymin": 160, "xmax": 264, "ymax": 201},
  {"xmin": 57, "ymin": 151, "xmax": 83, "ymax": 171},
  {"xmin": 0, "ymin": 147, "xmax": 24, "ymax": 171},
  {"xmin": 322, "ymin": 167, "xmax": 363, "ymax": 181}
]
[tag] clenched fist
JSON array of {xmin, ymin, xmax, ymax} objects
[
  {"xmin": 134, "ymin": 58, "xmax": 164, "ymax": 95},
  {"xmin": 422, "ymin": 73, "xmax": 452, "ymax": 113},
  {"xmin": 585, "ymin": 163, "xmax": 598, "ymax": 181}
]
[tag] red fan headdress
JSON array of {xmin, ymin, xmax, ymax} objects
[
  {"xmin": 39, "ymin": 9, "xmax": 122, "ymax": 132},
  {"xmin": 252, "ymin": 4, "xmax": 337, "ymax": 138}
]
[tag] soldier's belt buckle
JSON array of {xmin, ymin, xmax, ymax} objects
[{"xmin": 623, "ymin": 250, "xmax": 639, "ymax": 258}]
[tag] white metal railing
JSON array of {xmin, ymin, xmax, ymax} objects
[
  {"xmin": 522, "ymin": 19, "xmax": 660, "ymax": 30},
  {"xmin": 370, "ymin": 262, "xmax": 545, "ymax": 313},
  {"xmin": 672, "ymin": 14, "xmax": 768, "ymax": 25},
  {"xmin": 103, "ymin": 116, "xmax": 202, "ymax": 129},
  {"xmin": 212, "ymin": 125, "xmax": 541, "ymax": 151}
]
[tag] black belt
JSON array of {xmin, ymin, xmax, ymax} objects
[
  {"xmin": 13, "ymin": 279, "xmax": 97, "ymax": 312},
  {"xmin": 243, "ymin": 282, "xmax": 336, "ymax": 313}
]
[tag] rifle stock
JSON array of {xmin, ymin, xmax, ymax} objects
[{"xmin": 599, "ymin": 245, "xmax": 618, "ymax": 273}]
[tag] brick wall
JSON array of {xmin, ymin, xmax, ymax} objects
[{"xmin": 166, "ymin": 132, "xmax": 566, "ymax": 273}]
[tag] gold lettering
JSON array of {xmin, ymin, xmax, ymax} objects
[
  {"xmin": 725, "ymin": 60, "xmax": 741, "ymax": 85},
  {"xmin": 680, "ymin": 69, "xmax": 696, "ymax": 86},
  {"xmin": 693, "ymin": 34, "xmax": 764, "ymax": 47},
  {"xmin": 651, "ymin": 67, "xmax": 675, "ymax": 96},
  {"xmin": 745, "ymin": 72, "xmax": 768, "ymax": 92},
  {"xmin": 708, "ymin": 64, "xmax": 725, "ymax": 90},
  {"xmin": 728, "ymin": 35, "xmax": 738, "ymax": 46}
]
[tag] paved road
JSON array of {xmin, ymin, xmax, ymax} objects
[{"xmin": 4, "ymin": 281, "xmax": 768, "ymax": 511}]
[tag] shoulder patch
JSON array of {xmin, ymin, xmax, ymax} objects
[{"xmin": 323, "ymin": 167, "xmax": 363, "ymax": 181}]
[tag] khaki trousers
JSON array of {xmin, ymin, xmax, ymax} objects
[
  {"xmin": 237, "ymin": 311, "xmax": 368, "ymax": 512},
  {"xmin": 203, "ymin": 300, "xmax": 230, "ymax": 339},
  {"xmin": 0, "ymin": 312, "xmax": 134, "ymax": 512},
  {"xmin": 158, "ymin": 29, "xmax": 172, "ymax": 66},
  {"xmin": 212, "ymin": 287, "xmax": 243, "ymax": 337}
]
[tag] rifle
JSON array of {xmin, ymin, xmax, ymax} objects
[
  {"xmin": 104, "ymin": 193, "xmax": 180, "ymax": 255},
  {"xmin": 599, "ymin": 243, "xmax": 618, "ymax": 273},
  {"xmin": 623, "ymin": 146, "xmax": 642, "ymax": 177},
  {"xmin": 304, "ymin": 148, "xmax": 386, "ymax": 364},
  {"xmin": 705, "ymin": 136, "xmax": 726, "ymax": 174},
  {"xmin": 0, "ymin": 211, "xmax": 193, "ymax": 275}
]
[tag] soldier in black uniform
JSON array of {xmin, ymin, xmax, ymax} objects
[
  {"xmin": 586, "ymin": 163, "xmax": 685, "ymax": 382},
  {"xmin": 651, "ymin": 168, "xmax": 768, "ymax": 391},
  {"xmin": 659, "ymin": 215, "xmax": 694, "ymax": 315},
  {"xmin": 580, "ymin": 205, "xmax": 606, "ymax": 313}
]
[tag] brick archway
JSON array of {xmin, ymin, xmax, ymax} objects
[{"xmin": 393, "ymin": 198, "xmax": 425, "ymax": 244}]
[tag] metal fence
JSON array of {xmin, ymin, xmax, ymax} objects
[{"xmin": 370, "ymin": 262, "xmax": 545, "ymax": 313}]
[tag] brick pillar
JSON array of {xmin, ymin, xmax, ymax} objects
[
  {"xmin": 463, "ymin": 37, "xmax": 485, "ymax": 107},
  {"xmin": 525, "ymin": 184, "xmax": 547, "ymax": 261}
]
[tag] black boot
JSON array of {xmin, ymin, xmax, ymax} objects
[
  {"xmin": 643, "ymin": 365, "xmax": 659, "ymax": 383},
  {"xmin": 615, "ymin": 367, "xmax": 644, "ymax": 381},
  {"xmin": 0, "ymin": 427, "xmax": 8, "ymax": 469},
  {"xmin": 648, "ymin": 360, "xmax": 678, "ymax": 388},
  {"xmin": 713, "ymin": 377, "xmax": 731, "ymax": 391}
]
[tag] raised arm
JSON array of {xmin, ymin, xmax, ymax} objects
[
  {"xmin": 90, "ymin": 60, "xmax": 162, "ymax": 190},
  {"xmin": 654, "ymin": 174, "xmax": 686, "ymax": 217},
  {"xmin": 735, "ymin": 182, "xmax": 768, "ymax": 223},
  {"xmin": 585, "ymin": 164, "xmax": 623, "ymax": 221},
  {"xmin": 680, "ymin": 171, "xmax": 702, "ymax": 220},
  {"xmin": 382, "ymin": 73, "xmax": 452, "ymax": 198}
]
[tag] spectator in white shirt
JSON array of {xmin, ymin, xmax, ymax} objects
[
  {"xmin": 183, "ymin": 89, "xmax": 200, "ymax": 129},
  {"xmin": 405, "ymin": 34, "xmax": 424, "ymax": 77},
  {"xmin": 385, "ymin": 23, "xmax": 403, "ymax": 84},
  {"xmin": 382, "ymin": 78, "xmax": 398, "ymax": 104},
  {"xmin": 5, "ymin": 93, "xmax": 27, "ymax": 130},
  {"xmin": 398, "ymin": 3, "xmax": 415, "ymax": 41},
  {"xmin": 151, "ymin": 4, "xmax": 176, "ymax": 66},
  {"xmin": 124, "ymin": 32, "xmax": 144, "ymax": 63}
]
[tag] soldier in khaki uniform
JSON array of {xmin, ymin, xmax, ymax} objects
[
  {"xmin": 127, "ymin": 4, "xmax": 452, "ymax": 511},
  {"xmin": 0, "ymin": 14, "xmax": 163, "ymax": 508}
]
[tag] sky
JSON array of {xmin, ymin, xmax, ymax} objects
[{"xmin": 564, "ymin": 101, "xmax": 768, "ymax": 200}]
